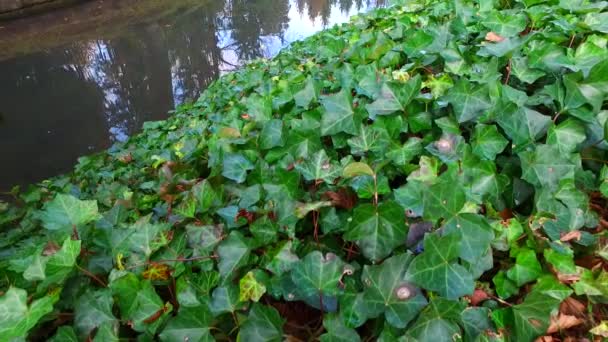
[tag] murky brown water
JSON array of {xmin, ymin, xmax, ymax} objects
[{"xmin": 0, "ymin": 0, "xmax": 384, "ymax": 191}]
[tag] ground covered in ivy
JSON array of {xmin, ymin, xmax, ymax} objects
[{"xmin": 1, "ymin": 0, "xmax": 608, "ymax": 341}]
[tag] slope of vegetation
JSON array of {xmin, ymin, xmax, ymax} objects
[{"xmin": 1, "ymin": 0, "xmax": 608, "ymax": 340}]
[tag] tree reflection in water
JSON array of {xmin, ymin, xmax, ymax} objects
[{"xmin": 0, "ymin": 0, "xmax": 385, "ymax": 191}]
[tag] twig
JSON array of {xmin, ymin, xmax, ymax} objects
[
  {"xmin": 126, "ymin": 255, "xmax": 218, "ymax": 270},
  {"xmin": 504, "ymin": 59, "xmax": 512, "ymax": 85},
  {"xmin": 76, "ymin": 265, "xmax": 107, "ymax": 287},
  {"xmin": 490, "ymin": 294, "xmax": 513, "ymax": 307},
  {"xmin": 568, "ymin": 34, "xmax": 576, "ymax": 49}
]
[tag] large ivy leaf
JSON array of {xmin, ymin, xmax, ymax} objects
[
  {"xmin": 344, "ymin": 201, "xmax": 406, "ymax": 262},
  {"xmin": 291, "ymin": 251, "xmax": 348, "ymax": 298},
  {"xmin": 222, "ymin": 153, "xmax": 255, "ymax": 183},
  {"xmin": 237, "ymin": 304, "xmax": 284, "ymax": 342},
  {"xmin": 245, "ymin": 94, "xmax": 272, "ymax": 123},
  {"xmin": 361, "ymin": 253, "xmax": 427, "ymax": 328},
  {"xmin": 294, "ymin": 77, "xmax": 320, "ymax": 109},
  {"xmin": 496, "ymin": 104, "xmax": 551, "ymax": 149},
  {"xmin": 366, "ymin": 75, "xmax": 422, "ymax": 118},
  {"xmin": 422, "ymin": 173, "xmax": 466, "ymax": 222},
  {"xmin": 444, "ymin": 213, "xmax": 494, "ymax": 263},
  {"xmin": 506, "ymin": 248, "xmax": 543, "ymax": 287},
  {"xmin": 319, "ymin": 313, "xmax": 361, "ymax": 342},
  {"xmin": 407, "ymin": 233, "xmax": 474, "ymax": 299},
  {"xmin": 546, "ymin": 119, "xmax": 586, "ymax": 153},
  {"xmin": 519, "ymin": 144, "xmax": 580, "ymax": 190},
  {"xmin": 109, "ymin": 273, "xmax": 169, "ymax": 334},
  {"xmin": 404, "ymin": 298, "xmax": 465, "ymax": 341},
  {"xmin": 445, "ymin": 79, "xmax": 491, "ymax": 123},
  {"xmin": 217, "ymin": 231, "xmax": 251, "ymax": 279},
  {"xmin": 159, "ymin": 305, "xmax": 214, "ymax": 342},
  {"xmin": 320, "ymin": 89, "xmax": 357, "ymax": 136},
  {"xmin": 295, "ymin": 149, "xmax": 341, "ymax": 183},
  {"xmin": 471, "ymin": 124, "xmax": 508, "ymax": 160},
  {"xmin": 74, "ymin": 289, "xmax": 117, "ymax": 339},
  {"xmin": 39, "ymin": 194, "xmax": 100, "ymax": 233},
  {"xmin": 0, "ymin": 287, "xmax": 58, "ymax": 341},
  {"xmin": 39, "ymin": 238, "xmax": 81, "ymax": 290},
  {"xmin": 481, "ymin": 10, "xmax": 527, "ymax": 37}
]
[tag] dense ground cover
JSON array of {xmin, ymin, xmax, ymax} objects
[{"xmin": 1, "ymin": 0, "xmax": 608, "ymax": 340}]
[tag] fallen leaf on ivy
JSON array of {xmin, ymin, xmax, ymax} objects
[
  {"xmin": 547, "ymin": 314, "xmax": 584, "ymax": 334},
  {"xmin": 142, "ymin": 263, "xmax": 172, "ymax": 281},
  {"xmin": 485, "ymin": 32, "xmax": 505, "ymax": 42},
  {"xmin": 590, "ymin": 321, "xmax": 608, "ymax": 337},
  {"xmin": 559, "ymin": 297, "xmax": 586, "ymax": 317},
  {"xmin": 560, "ymin": 231, "xmax": 582, "ymax": 242},
  {"xmin": 469, "ymin": 289, "xmax": 489, "ymax": 306},
  {"xmin": 323, "ymin": 188, "xmax": 358, "ymax": 210}
]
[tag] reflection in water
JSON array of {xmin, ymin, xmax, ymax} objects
[{"xmin": 0, "ymin": 0, "xmax": 385, "ymax": 191}]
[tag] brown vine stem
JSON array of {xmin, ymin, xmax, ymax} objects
[
  {"xmin": 76, "ymin": 265, "xmax": 107, "ymax": 287},
  {"xmin": 372, "ymin": 173, "xmax": 378, "ymax": 208},
  {"xmin": 568, "ymin": 34, "xmax": 576, "ymax": 48},
  {"xmin": 582, "ymin": 157, "xmax": 608, "ymax": 164},
  {"xmin": 125, "ymin": 255, "xmax": 218, "ymax": 270},
  {"xmin": 504, "ymin": 58, "xmax": 512, "ymax": 85}
]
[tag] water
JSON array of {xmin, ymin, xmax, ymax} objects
[{"xmin": 0, "ymin": 0, "xmax": 384, "ymax": 192}]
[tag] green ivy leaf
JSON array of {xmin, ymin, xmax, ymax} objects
[
  {"xmin": 319, "ymin": 313, "xmax": 361, "ymax": 342},
  {"xmin": 260, "ymin": 119, "xmax": 285, "ymax": 150},
  {"xmin": 291, "ymin": 251, "xmax": 349, "ymax": 298},
  {"xmin": 159, "ymin": 305, "xmax": 214, "ymax": 342},
  {"xmin": 471, "ymin": 124, "xmax": 508, "ymax": 160},
  {"xmin": 344, "ymin": 201, "xmax": 406, "ymax": 262},
  {"xmin": 404, "ymin": 298, "xmax": 465, "ymax": 341},
  {"xmin": 320, "ymin": 89, "xmax": 357, "ymax": 136},
  {"xmin": 294, "ymin": 77, "xmax": 320, "ymax": 109},
  {"xmin": 407, "ymin": 233, "xmax": 474, "ymax": 299},
  {"xmin": 361, "ymin": 253, "xmax": 427, "ymax": 328},
  {"xmin": 74, "ymin": 289, "xmax": 117, "ymax": 339},
  {"xmin": 366, "ymin": 76, "xmax": 422, "ymax": 118},
  {"xmin": 481, "ymin": 10, "xmax": 528, "ymax": 37},
  {"xmin": 445, "ymin": 79, "xmax": 491, "ymax": 123},
  {"xmin": 0, "ymin": 287, "xmax": 58, "ymax": 341},
  {"xmin": 240, "ymin": 271, "xmax": 267, "ymax": 302},
  {"xmin": 546, "ymin": 119, "xmax": 586, "ymax": 153},
  {"xmin": 506, "ymin": 248, "xmax": 543, "ymax": 287},
  {"xmin": 39, "ymin": 194, "xmax": 100, "ymax": 232},
  {"xmin": 217, "ymin": 231, "xmax": 251, "ymax": 279},
  {"xmin": 38, "ymin": 238, "xmax": 81, "ymax": 290},
  {"xmin": 295, "ymin": 149, "xmax": 341, "ymax": 183},
  {"xmin": 222, "ymin": 153, "xmax": 255, "ymax": 183},
  {"xmin": 237, "ymin": 304, "xmax": 285, "ymax": 342},
  {"xmin": 444, "ymin": 214, "xmax": 494, "ymax": 263}
]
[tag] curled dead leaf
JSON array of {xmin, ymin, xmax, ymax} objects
[
  {"xmin": 42, "ymin": 241, "xmax": 61, "ymax": 256},
  {"xmin": 547, "ymin": 313, "xmax": 585, "ymax": 334},
  {"xmin": 142, "ymin": 263, "xmax": 172, "ymax": 281},
  {"xmin": 560, "ymin": 297, "xmax": 586, "ymax": 317},
  {"xmin": 485, "ymin": 31, "xmax": 505, "ymax": 42},
  {"xmin": 560, "ymin": 230, "xmax": 582, "ymax": 242},
  {"xmin": 469, "ymin": 289, "xmax": 489, "ymax": 306}
]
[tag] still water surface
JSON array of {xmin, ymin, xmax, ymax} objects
[{"xmin": 0, "ymin": 0, "xmax": 384, "ymax": 191}]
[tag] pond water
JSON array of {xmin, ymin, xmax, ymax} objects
[{"xmin": 0, "ymin": 0, "xmax": 384, "ymax": 192}]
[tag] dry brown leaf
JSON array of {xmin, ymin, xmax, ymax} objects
[
  {"xmin": 560, "ymin": 297, "xmax": 586, "ymax": 317},
  {"xmin": 485, "ymin": 31, "xmax": 505, "ymax": 42},
  {"xmin": 547, "ymin": 314, "xmax": 585, "ymax": 334},
  {"xmin": 535, "ymin": 336, "xmax": 554, "ymax": 342},
  {"xmin": 560, "ymin": 231, "xmax": 582, "ymax": 242},
  {"xmin": 557, "ymin": 272, "xmax": 581, "ymax": 284},
  {"xmin": 469, "ymin": 289, "xmax": 489, "ymax": 306}
]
